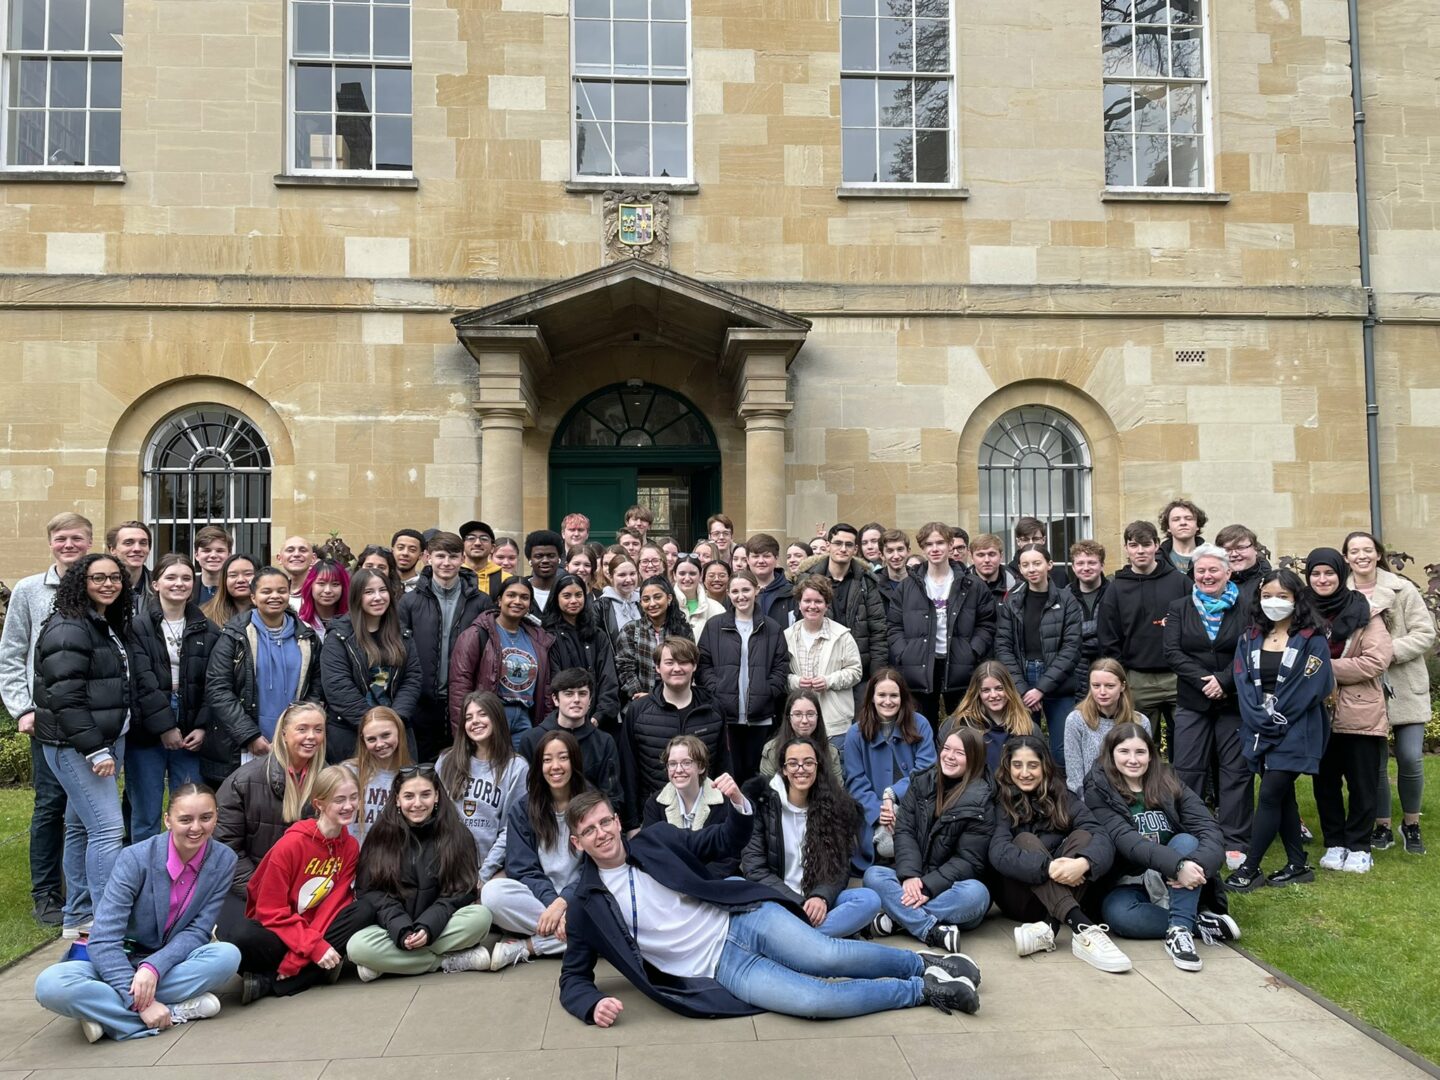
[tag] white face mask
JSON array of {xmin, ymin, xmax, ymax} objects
[{"xmin": 1260, "ymin": 598, "xmax": 1295, "ymax": 622}]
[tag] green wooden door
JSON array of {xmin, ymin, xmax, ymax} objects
[{"xmin": 549, "ymin": 466, "xmax": 637, "ymax": 545}]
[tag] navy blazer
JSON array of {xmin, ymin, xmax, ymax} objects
[
  {"xmin": 86, "ymin": 833, "xmax": 238, "ymax": 1010},
  {"xmin": 559, "ymin": 806, "xmax": 803, "ymax": 1024}
]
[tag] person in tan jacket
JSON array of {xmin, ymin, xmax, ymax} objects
[
  {"xmin": 1343, "ymin": 531, "xmax": 1437, "ymax": 855},
  {"xmin": 1306, "ymin": 548, "xmax": 1393, "ymax": 875}
]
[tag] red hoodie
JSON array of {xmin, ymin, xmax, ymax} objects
[{"xmin": 245, "ymin": 819, "xmax": 359, "ymax": 978}]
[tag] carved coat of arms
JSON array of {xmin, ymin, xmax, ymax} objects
[{"xmin": 602, "ymin": 190, "xmax": 670, "ymax": 267}]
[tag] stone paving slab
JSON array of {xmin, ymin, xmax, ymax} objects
[{"xmin": 0, "ymin": 921, "xmax": 1429, "ymax": 1080}]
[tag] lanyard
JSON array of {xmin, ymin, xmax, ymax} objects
[{"xmin": 627, "ymin": 865, "xmax": 639, "ymax": 942}]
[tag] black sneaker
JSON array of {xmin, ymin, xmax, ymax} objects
[
  {"xmin": 1164, "ymin": 926, "xmax": 1203, "ymax": 972},
  {"xmin": 918, "ymin": 951, "xmax": 981, "ymax": 988},
  {"xmin": 921, "ymin": 969, "xmax": 980, "ymax": 1015},
  {"xmin": 1371, "ymin": 824, "xmax": 1396, "ymax": 851},
  {"xmin": 240, "ymin": 972, "xmax": 273, "ymax": 1006},
  {"xmin": 1402, "ymin": 823, "xmax": 1426, "ymax": 855},
  {"xmin": 869, "ymin": 912, "xmax": 895, "ymax": 938},
  {"xmin": 924, "ymin": 923, "xmax": 962, "ymax": 952},
  {"xmin": 1195, "ymin": 910, "xmax": 1240, "ymax": 944},
  {"xmin": 1226, "ymin": 867, "xmax": 1266, "ymax": 893},
  {"xmin": 1267, "ymin": 862, "xmax": 1315, "ymax": 886},
  {"xmin": 31, "ymin": 896, "xmax": 64, "ymax": 928}
]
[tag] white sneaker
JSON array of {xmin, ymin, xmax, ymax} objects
[
  {"xmin": 356, "ymin": 965, "xmax": 381, "ymax": 983},
  {"xmin": 488, "ymin": 939, "xmax": 531, "ymax": 971},
  {"xmin": 1319, "ymin": 846, "xmax": 1347, "ymax": 871},
  {"xmin": 79, "ymin": 1019, "xmax": 104, "ymax": 1043},
  {"xmin": 1071, "ymin": 924, "xmax": 1132, "ymax": 974},
  {"xmin": 438, "ymin": 944, "xmax": 491, "ymax": 973},
  {"xmin": 168, "ymin": 993, "xmax": 221, "ymax": 1025},
  {"xmin": 1225, "ymin": 851, "xmax": 1246, "ymax": 871},
  {"xmin": 1341, "ymin": 850, "xmax": 1373, "ymax": 874},
  {"xmin": 1014, "ymin": 921, "xmax": 1056, "ymax": 957},
  {"xmin": 62, "ymin": 919, "xmax": 94, "ymax": 941}
]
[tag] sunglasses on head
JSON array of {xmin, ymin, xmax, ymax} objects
[{"xmin": 397, "ymin": 764, "xmax": 439, "ymax": 780}]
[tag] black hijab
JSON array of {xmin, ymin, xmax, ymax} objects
[{"xmin": 1304, "ymin": 547, "xmax": 1371, "ymax": 646}]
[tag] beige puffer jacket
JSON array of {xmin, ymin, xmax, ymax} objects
[
  {"xmin": 1359, "ymin": 569, "xmax": 1437, "ymax": 728},
  {"xmin": 1330, "ymin": 610, "xmax": 1394, "ymax": 738}
]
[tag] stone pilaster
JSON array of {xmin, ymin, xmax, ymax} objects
[{"xmin": 723, "ymin": 327, "xmax": 806, "ymax": 537}]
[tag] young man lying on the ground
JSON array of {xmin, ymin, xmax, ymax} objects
[{"xmin": 557, "ymin": 779, "xmax": 983, "ymax": 1026}]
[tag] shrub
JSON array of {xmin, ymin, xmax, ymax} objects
[{"xmin": 0, "ymin": 734, "xmax": 29, "ymax": 785}]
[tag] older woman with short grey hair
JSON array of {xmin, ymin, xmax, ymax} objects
[{"xmin": 1162, "ymin": 543, "xmax": 1252, "ymax": 868}]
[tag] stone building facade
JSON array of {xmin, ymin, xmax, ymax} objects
[{"xmin": 0, "ymin": 0, "xmax": 1436, "ymax": 579}]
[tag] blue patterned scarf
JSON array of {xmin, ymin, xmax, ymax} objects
[{"xmin": 1192, "ymin": 582, "xmax": 1239, "ymax": 641}]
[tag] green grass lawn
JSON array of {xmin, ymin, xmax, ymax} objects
[
  {"xmin": 1228, "ymin": 755, "xmax": 1440, "ymax": 1065},
  {"xmin": 0, "ymin": 785, "xmax": 59, "ymax": 970}
]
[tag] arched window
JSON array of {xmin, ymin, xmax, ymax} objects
[
  {"xmin": 144, "ymin": 407, "xmax": 273, "ymax": 564},
  {"xmin": 978, "ymin": 406, "xmax": 1093, "ymax": 560},
  {"xmin": 555, "ymin": 383, "xmax": 715, "ymax": 449}
]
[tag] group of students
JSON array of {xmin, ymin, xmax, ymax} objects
[{"xmin": 0, "ymin": 499, "xmax": 1431, "ymax": 1040}]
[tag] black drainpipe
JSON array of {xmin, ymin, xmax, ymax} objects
[{"xmin": 1348, "ymin": 0, "xmax": 1382, "ymax": 535}]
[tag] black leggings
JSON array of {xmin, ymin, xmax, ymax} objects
[
  {"xmin": 218, "ymin": 893, "xmax": 376, "ymax": 997},
  {"xmin": 1244, "ymin": 767, "xmax": 1306, "ymax": 872}
]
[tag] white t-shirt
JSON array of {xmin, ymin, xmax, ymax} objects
[
  {"xmin": 926, "ymin": 571, "xmax": 954, "ymax": 656},
  {"xmin": 599, "ymin": 863, "xmax": 730, "ymax": 979},
  {"xmin": 350, "ymin": 768, "xmax": 396, "ymax": 842},
  {"xmin": 161, "ymin": 617, "xmax": 185, "ymax": 688}
]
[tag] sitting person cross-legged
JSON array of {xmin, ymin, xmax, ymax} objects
[
  {"xmin": 34, "ymin": 784, "xmax": 240, "ymax": 1042},
  {"xmin": 559, "ymin": 785, "xmax": 984, "ymax": 1027}
]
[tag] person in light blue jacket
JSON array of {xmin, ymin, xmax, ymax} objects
[
  {"xmin": 35, "ymin": 784, "xmax": 240, "ymax": 1042},
  {"xmin": 844, "ymin": 668, "xmax": 937, "ymax": 868}
]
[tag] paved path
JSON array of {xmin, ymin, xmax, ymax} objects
[{"xmin": 0, "ymin": 921, "xmax": 1429, "ymax": 1080}]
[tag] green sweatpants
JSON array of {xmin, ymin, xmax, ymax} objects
[{"xmin": 346, "ymin": 904, "xmax": 493, "ymax": 975}]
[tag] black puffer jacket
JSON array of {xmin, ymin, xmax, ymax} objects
[
  {"xmin": 357, "ymin": 815, "xmax": 477, "ymax": 946},
  {"xmin": 1163, "ymin": 592, "xmax": 1245, "ymax": 714},
  {"xmin": 215, "ymin": 754, "xmax": 316, "ymax": 897},
  {"xmin": 993, "ymin": 583, "xmax": 1084, "ymax": 696},
  {"xmin": 824, "ymin": 561, "xmax": 890, "ymax": 681},
  {"xmin": 740, "ymin": 773, "xmax": 861, "ymax": 907},
  {"xmin": 1082, "ymin": 765, "xmax": 1225, "ymax": 881},
  {"xmin": 1096, "ymin": 561, "xmax": 1190, "ymax": 672},
  {"xmin": 129, "ymin": 601, "xmax": 220, "ymax": 745},
  {"xmin": 202, "ymin": 613, "xmax": 322, "ymax": 786},
  {"xmin": 33, "ymin": 611, "xmax": 169, "ymax": 754},
  {"xmin": 987, "ymin": 789, "xmax": 1113, "ymax": 885},
  {"xmin": 398, "ymin": 569, "xmax": 493, "ymax": 735},
  {"xmin": 893, "ymin": 768, "xmax": 994, "ymax": 899},
  {"xmin": 318, "ymin": 614, "xmax": 423, "ymax": 763},
  {"xmin": 696, "ymin": 610, "xmax": 789, "ymax": 726},
  {"xmin": 618, "ymin": 688, "xmax": 729, "ymax": 829},
  {"xmin": 1072, "ymin": 578, "xmax": 1109, "ymax": 688},
  {"xmin": 547, "ymin": 620, "xmax": 621, "ymax": 725},
  {"xmin": 886, "ymin": 562, "xmax": 998, "ymax": 696}
]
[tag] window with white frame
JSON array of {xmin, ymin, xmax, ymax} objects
[
  {"xmin": 1101, "ymin": 0, "xmax": 1208, "ymax": 189},
  {"xmin": 572, "ymin": 0, "xmax": 690, "ymax": 181},
  {"xmin": 289, "ymin": 0, "xmax": 411, "ymax": 174},
  {"xmin": 145, "ymin": 407, "xmax": 274, "ymax": 566},
  {"xmin": 3, "ymin": 0, "xmax": 123, "ymax": 168},
  {"xmin": 978, "ymin": 406, "xmax": 1093, "ymax": 562},
  {"xmin": 839, "ymin": 0, "xmax": 954, "ymax": 186}
]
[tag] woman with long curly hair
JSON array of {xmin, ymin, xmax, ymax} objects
[
  {"xmin": 613, "ymin": 575, "xmax": 693, "ymax": 702},
  {"xmin": 34, "ymin": 553, "xmax": 168, "ymax": 939},
  {"xmin": 988, "ymin": 735, "xmax": 1125, "ymax": 973},
  {"xmin": 345, "ymin": 765, "xmax": 494, "ymax": 979},
  {"xmin": 480, "ymin": 729, "xmax": 589, "ymax": 969},
  {"xmin": 741, "ymin": 735, "xmax": 880, "ymax": 938}
]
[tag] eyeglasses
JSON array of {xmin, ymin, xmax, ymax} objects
[
  {"xmin": 783, "ymin": 759, "xmax": 817, "ymax": 773},
  {"xmin": 87, "ymin": 573, "xmax": 124, "ymax": 584},
  {"xmin": 666, "ymin": 759, "xmax": 697, "ymax": 771},
  {"xmin": 1225, "ymin": 543, "xmax": 1254, "ymax": 555},
  {"xmin": 789, "ymin": 709, "xmax": 819, "ymax": 721},
  {"xmin": 464, "ymin": 533, "xmax": 490, "ymax": 543},
  {"xmin": 577, "ymin": 813, "xmax": 619, "ymax": 841},
  {"xmin": 709, "ymin": 529, "xmax": 732, "ymax": 539}
]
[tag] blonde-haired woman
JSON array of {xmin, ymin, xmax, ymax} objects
[
  {"xmin": 1062, "ymin": 659, "xmax": 1150, "ymax": 793},
  {"xmin": 949, "ymin": 660, "xmax": 1035, "ymax": 773},
  {"xmin": 346, "ymin": 707, "xmax": 413, "ymax": 842},
  {"xmin": 225, "ymin": 764, "xmax": 373, "ymax": 1003},
  {"xmin": 214, "ymin": 703, "xmax": 327, "ymax": 937}
]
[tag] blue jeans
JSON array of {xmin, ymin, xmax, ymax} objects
[
  {"xmin": 29, "ymin": 737, "xmax": 67, "ymax": 904},
  {"xmin": 501, "ymin": 702, "xmax": 533, "ymax": 749},
  {"xmin": 43, "ymin": 739, "xmax": 125, "ymax": 929},
  {"xmin": 125, "ymin": 734, "xmax": 203, "ymax": 844},
  {"xmin": 35, "ymin": 942, "xmax": 240, "ymax": 1040},
  {"xmin": 1100, "ymin": 832, "xmax": 1201, "ymax": 936},
  {"xmin": 862, "ymin": 865, "xmax": 991, "ymax": 941},
  {"xmin": 1025, "ymin": 660, "xmax": 1075, "ymax": 762},
  {"xmin": 817, "ymin": 887, "xmax": 883, "ymax": 939},
  {"xmin": 714, "ymin": 901, "xmax": 926, "ymax": 1018}
]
